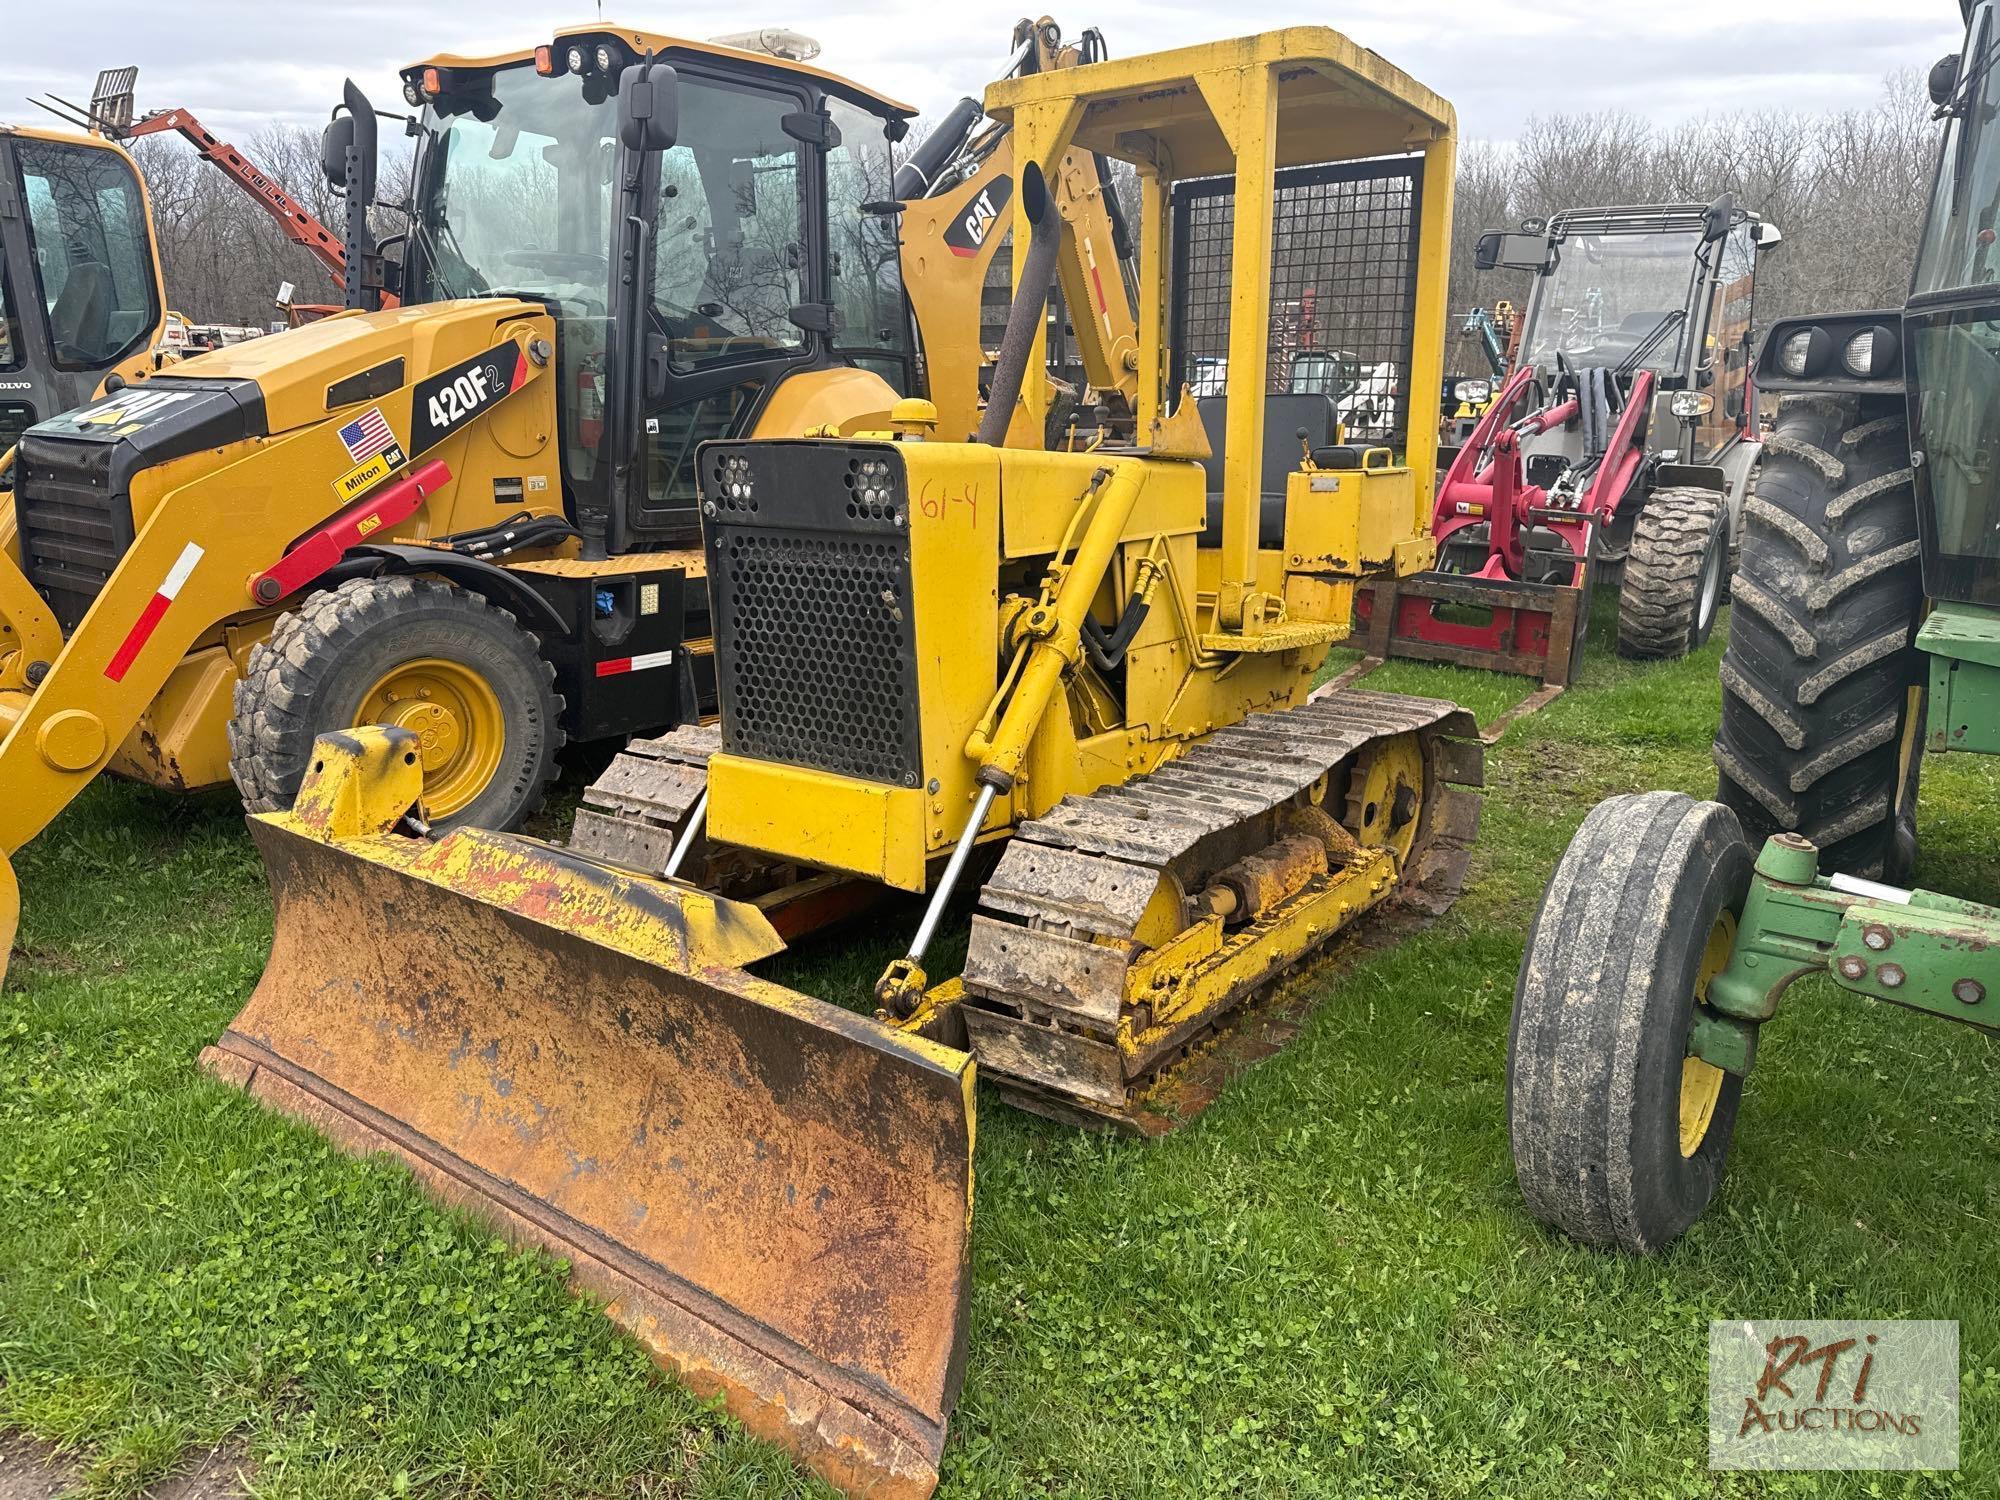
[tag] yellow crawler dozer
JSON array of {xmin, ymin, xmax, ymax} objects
[{"xmin": 209, "ymin": 29, "xmax": 1479, "ymax": 1498}]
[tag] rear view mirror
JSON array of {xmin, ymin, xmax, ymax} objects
[
  {"xmin": 1702, "ymin": 193, "xmax": 1736, "ymax": 244},
  {"xmin": 1475, "ymin": 231, "xmax": 1551, "ymax": 274},
  {"xmin": 319, "ymin": 116, "xmax": 354, "ymax": 192},
  {"xmin": 320, "ymin": 81, "xmax": 378, "ymax": 204},
  {"xmin": 618, "ymin": 62, "xmax": 680, "ymax": 152}
]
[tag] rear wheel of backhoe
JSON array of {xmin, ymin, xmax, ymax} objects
[
  {"xmin": 1713, "ymin": 395, "xmax": 1925, "ymax": 880},
  {"xmin": 1507, "ymin": 791, "xmax": 1752, "ymax": 1253},
  {"xmin": 1616, "ymin": 486, "xmax": 1728, "ymax": 659},
  {"xmin": 230, "ymin": 575, "xmax": 562, "ymax": 829}
]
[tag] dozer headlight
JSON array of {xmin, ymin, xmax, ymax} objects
[
  {"xmin": 1669, "ymin": 390, "xmax": 1714, "ymax": 419},
  {"xmin": 1453, "ymin": 378, "xmax": 1492, "ymax": 405}
]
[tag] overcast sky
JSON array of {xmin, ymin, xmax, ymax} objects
[{"xmin": 1, "ymin": 2, "xmax": 1966, "ymax": 149}]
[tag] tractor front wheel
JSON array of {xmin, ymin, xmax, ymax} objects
[
  {"xmin": 230, "ymin": 575, "xmax": 563, "ymax": 831},
  {"xmin": 1507, "ymin": 791, "xmax": 1753, "ymax": 1252}
]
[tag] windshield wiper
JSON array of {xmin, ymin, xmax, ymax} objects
[{"xmin": 1618, "ymin": 308, "xmax": 1687, "ymax": 377}]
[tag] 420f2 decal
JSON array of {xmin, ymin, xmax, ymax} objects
[{"xmin": 410, "ymin": 342, "xmax": 529, "ymax": 455}]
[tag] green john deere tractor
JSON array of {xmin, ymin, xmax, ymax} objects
[{"xmin": 1505, "ymin": 0, "xmax": 2000, "ymax": 1253}]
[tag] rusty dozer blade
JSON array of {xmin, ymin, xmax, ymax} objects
[{"xmin": 205, "ymin": 730, "xmax": 974, "ymax": 1500}]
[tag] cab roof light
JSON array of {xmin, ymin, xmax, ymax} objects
[{"xmin": 535, "ymin": 45, "xmax": 555, "ymax": 76}]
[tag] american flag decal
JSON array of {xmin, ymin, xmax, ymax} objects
[{"xmin": 337, "ymin": 407, "xmax": 398, "ymax": 464}]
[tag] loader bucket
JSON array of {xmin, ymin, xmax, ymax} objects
[{"xmin": 204, "ymin": 733, "xmax": 975, "ymax": 1500}]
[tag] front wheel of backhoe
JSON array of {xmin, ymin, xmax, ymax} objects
[
  {"xmin": 229, "ymin": 575, "xmax": 563, "ymax": 831},
  {"xmin": 1507, "ymin": 791, "xmax": 1753, "ymax": 1253}
]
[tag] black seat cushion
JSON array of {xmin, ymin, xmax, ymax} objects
[{"xmin": 1195, "ymin": 393, "xmax": 1340, "ymax": 493}]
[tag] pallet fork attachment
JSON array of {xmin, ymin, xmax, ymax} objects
[
  {"xmin": 1351, "ymin": 361, "xmax": 1645, "ymax": 736},
  {"xmin": 206, "ymin": 728, "xmax": 975, "ymax": 1500}
]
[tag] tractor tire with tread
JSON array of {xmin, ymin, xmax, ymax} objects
[
  {"xmin": 1508, "ymin": 791, "xmax": 1753, "ymax": 1253},
  {"xmin": 230, "ymin": 574, "xmax": 563, "ymax": 831},
  {"xmin": 1712, "ymin": 395, "xmax": 1924, "ymax": 880},
  {"xmin": 1616, "ymin": 485, "xmax": 1728, "ymax": 659}
]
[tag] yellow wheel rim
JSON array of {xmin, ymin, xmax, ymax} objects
[
  {"xmin": 1346, "ymin": 733, "xmax": 1426, "ymax": 866},
  {"xmin": 1678, "ymin": 910, "xmax": 1738, "ymax": 1158},
  {"xmin": 354, "ymin": 657, "xmax": 505, "ymax": 819}
]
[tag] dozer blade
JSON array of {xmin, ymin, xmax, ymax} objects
[{"xmin": 205, "ymin": 734, "xmax": 975, "ymax": 1500}]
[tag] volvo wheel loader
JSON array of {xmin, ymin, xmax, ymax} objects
[
  {"xmin": 0, "ymin": 19, "xmax": 1143, "ymax": 987},
  {"xmin": 1508, "ymin": 1, "xmax": 1999, "ymax": 1254},
  {"xmin": 206, "ymin": 28, "xmax": 1480, "ymax": 1498}
]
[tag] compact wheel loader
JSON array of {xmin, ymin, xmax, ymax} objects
[
  {"xmin": 0, "ymin": 19, "xmax": 1146, "ymax": 986},
  {"xmin": 1355, "ymin": 200, "xmax": 1781, "ymax": 721},
  {"xmin": 205, "ymin": 28, "xmax": 1482, "ymax": 1498},
  {"xmin": 1508, "ymin": 1, "xmax": 2000, "ymax": 1254}
]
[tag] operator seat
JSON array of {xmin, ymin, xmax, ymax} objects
[
  {"xmin": 1196, "ymin": 393, "xmax": 1346, "ymax": 548},
  {"xmin": 49, "ymin": 262, "xmax": 113, "ymax": 361}
]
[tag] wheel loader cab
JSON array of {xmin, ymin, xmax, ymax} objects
[
  {"xmin": 0, "ymin": 126, "xmax": 170, "ymax": 460},
  {"xmin": 1504, "ymin": 201, "xmax": 1773, "ymax": 469}
]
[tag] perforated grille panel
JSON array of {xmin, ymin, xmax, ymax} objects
[
  {"xmin": 703, "ymin": 443, "xmax": 921, "ymax": 787},
  {"xmin": 1170, "ymin": 158, "xmax": 1423, "ymax": 453}
]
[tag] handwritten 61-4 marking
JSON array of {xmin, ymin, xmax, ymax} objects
[{"xmin": 917, "ymin": 478, "xmax": 980, "ymax": 527}]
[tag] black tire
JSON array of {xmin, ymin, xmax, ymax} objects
[
  {"xmin": 1616, "ymin": 486, "xmax": 1728, "ymax": 659},
  {"xmin": 1508, "ymin": 792, "xmax": 1754, "ymax": 1253},
  {"xmin": 1712, "ymin": 395, "xmax": 1925, "ymax": 880},
  {"xmin": 229, "ymin": 575, "xmax": 563, "ymax": 831}
]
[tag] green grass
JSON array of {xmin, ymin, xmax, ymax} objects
[{"xmin": 5, "ymin": 596, "xmax": 1998, "ymax": 1497}]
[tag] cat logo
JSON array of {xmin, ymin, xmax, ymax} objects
[
  {"xmin": 943, "ymin": 174, "xmax": 1013, "ymax": 258},
  {"xmin": 72, "ymin": 389, "xmax": 195, "ymax": 429}
]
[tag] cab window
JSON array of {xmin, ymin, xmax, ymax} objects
[
  {"xmin": 0, "ymin": 237, "xmax": 19, "ymax": 371},
  {"xmin": 826, "ymin": 99, "xmax": 912, "ymax": 388},
  {"xmin": 652, "ymin": 79, "xmax": 806, "ymax": 369},
  {"xmin": 17, "ymin": 140, "xmax": 158, "ymax": 369}
]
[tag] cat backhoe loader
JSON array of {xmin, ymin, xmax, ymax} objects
[
  {"xmin": 207, "ymin": 28, "xmax": 1477, "ymax": 1498},
  {"xmin": 0, "ymin": 18, "xmax": 1137, "ymax": 985}
]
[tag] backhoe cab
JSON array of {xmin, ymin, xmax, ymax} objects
[
  {"xmin": 213, "ymin": 26, "xmax": 1481, "ymax": 1499},
  {"xmin": 0, "ymin": 26, "xmax": 924, "ymax": 982}
]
